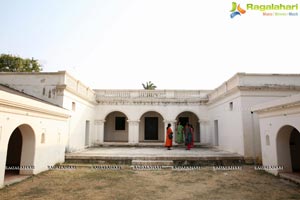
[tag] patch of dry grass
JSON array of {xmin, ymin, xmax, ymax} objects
[{"xmin": 1, "ymin": 166, "xmax": 300, "ymax": 200}]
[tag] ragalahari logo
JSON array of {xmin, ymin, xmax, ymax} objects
[{"xmin": 230, "ymin": 2, "xmax": 246, "ymax": 18}]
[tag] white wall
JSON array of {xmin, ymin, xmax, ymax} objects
[
  {"xmin": 240, "ymin": 96, "xmax": 287, "ymax": 160},
  {"xmin": 208, "ymin": 91, "xmax": 245, "ymax": 155},
  {"xmin": 0, "ymin": 89, "xmax": 69, "ymax": 188},
  {"xmin": 63, "ymin": 90, "xmax": 95, "ymax": 152},
  {"xmin": 207, "ymin": 88, "xmax": 300, "ymax": 158},
  {"xmin": 241, "ymin": 89, "xmax": 300, "ymax": 159},
  {"xmin": 257, "ymin": 107, "xmax": 300, "ymax": 175},
  {"xmin": 0, "ymin": 72, "xmax": 97, "ymax": 152}
]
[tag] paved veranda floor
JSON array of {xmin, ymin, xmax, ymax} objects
[{"xmin": 65, "ymin": 145, "xmax": 243, "ymax": 160}]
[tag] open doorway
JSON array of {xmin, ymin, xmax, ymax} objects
[
  {"xmin": 6, "ymin": 128, "xmax": 22, "ymax": 176},
  {"xmin": 290, "ymin": 128, "xmax": 300, "ymax": 172},
  {"xmin": 4, "ymin": 124, "xmax": 35, "ymax": 185}
]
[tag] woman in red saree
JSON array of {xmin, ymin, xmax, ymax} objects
[{"xmin": 165, "ymin": 123, "xmax": 173, "ymax": 150}]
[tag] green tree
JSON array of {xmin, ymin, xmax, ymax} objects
[
  {"xmin": 142, "ymin": 81, "xmax": 157, "ymax": 90},
  {"xmin": 0, "ymin": 54, "xmax": 42, "ymax": 72}
]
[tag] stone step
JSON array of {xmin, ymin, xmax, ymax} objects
[
  {"xmin": 132, "ymin": 160, "xmax": 173, "ymax": 166},
  {"xmin": 279, "ymin": 173, "xmax": 300, "ymax": 184},
  {"xmin": 64, "ymin": 157, "xmax": 245, "ymax": 166}
]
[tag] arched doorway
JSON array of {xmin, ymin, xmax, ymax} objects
[
  {"xmin": 5, "ymin": 124, "xmax": 35, "ymax": 178},
  {"xmin": 104, "ymin": 111, "xmax": 128, "ymax": 142},
  {"xmin": 277, "ymin": 125, "xmax": 300, "ymax": 173},
  {"xmin": 6, "ymin": 128, "xmax": 22, "ymax": 175},
  {"xmin": 139, "ymin": 111, "xmax": 164, "ymax": 142},
  {"xmin": 290, "ymin": 128, "xmax": 300, "ymax": 172},
  {"xmin": 176, "ymin": 112, "xmax": 200, "ymax": 142}
]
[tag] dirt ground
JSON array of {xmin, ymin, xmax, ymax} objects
[{"xmin": 1, "ymin": 166, "xmax": 300, "ymax": 200}]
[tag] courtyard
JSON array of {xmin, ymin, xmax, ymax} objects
[{"xmin": 1, "ymin": 166, "xmax": 300, "ymax": 200}]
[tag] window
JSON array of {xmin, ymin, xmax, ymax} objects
[
  {"xmin": 229, "ymin": 102, "xmax": 233, "ymax": 111},
  {"xmin": 72, "ymin": 102, "xmax": 76, "ymax": 111},
  {"xmin": 115, "ymin": 117, "xmax": 126, "ymax": 130}
]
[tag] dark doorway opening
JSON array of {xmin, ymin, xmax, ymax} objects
[
  {"xmin": 290, "ymin": 128, "xmax": 300, "ymax": 172},
  {"xmin": 179, "ymin": 117, "xmax": 189, "ymax": 127},
  {"xmin": 6, "ymin": 128, "xmax": 23, "ymax": 175},
  {"xmin": 145, "ymin": 117, "xmax": 158, "ymax": 140}
]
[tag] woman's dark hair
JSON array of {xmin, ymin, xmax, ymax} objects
[{"xmin": 166, "ymin": 123, "xmax": 171, "ymax": 130}]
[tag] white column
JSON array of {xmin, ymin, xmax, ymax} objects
[
  {"xmin": 127, "ymin": 120, "xmax": 140, "ymax": 144},
  {"xmin": 163, "ymin": 120, "xmax": 176, "ymax": 144},
  {"xmin": 0, "ymin": 126, "xmax": 6, "ymax": 188},
  {"xmin": 94, "ymin": 120, "xmax": 105, "ymax": 144},
  {"xmin": 0, "ymin": 149, "xmax": 6, "ymax": 188}
]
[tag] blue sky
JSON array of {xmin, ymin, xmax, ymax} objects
[{"xmin": 0, "ymin": 0, "xmax": 299, "ymax": 89}]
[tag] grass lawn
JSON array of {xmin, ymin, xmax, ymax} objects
[{"xmin": 1, "ymin": 166, "xmax": 300, "ymax": 200}]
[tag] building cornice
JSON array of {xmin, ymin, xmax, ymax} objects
[
  {"xmin": 207, "ymin": 73, "xmax": 300, "ymax": 103},
  {"xmin": 252, "ymin": 93, "xmax": 300, "ymax": 115},
  {"xmin": 0, "ymin": 71, "xmax": 66, "ymax": 75},
  {"xmin": 254, "ymin": 105, "xmax": 300, "ymax": 119},
  {"xmin": 207, "ymin": 85, "xmax": 300, "ymax": 105},
  {"xmin": 238, "ymin": 85, "xmax": 300, "ymax": 91},
  {"xmin": 206, "ymin": 87, "xmax": 240, "ymax": 105},
  {"xmin": 96, "ymin": 100, "xmax": 208, "ymax": 105},
  {"xmin": 56, "ymin": 84, "xmax": 97, "ymax": 105}
]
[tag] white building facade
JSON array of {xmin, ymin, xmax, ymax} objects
[
  {"xmin": 0, "ymin": 85, "xmax": 69, "ymax": 188},
  {"xmin": 253, "ymin": 94, "xmax": 300, "ymax": 175},
  {"xmin": 0, "ymin": 71, "xmax": 300, "ymax": 187}
]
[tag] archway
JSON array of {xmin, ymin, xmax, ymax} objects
[
  {"xmin": 139, "ymin": 111, "xmax": 164, "ymax": 142},
  {"xmin": 277, "ymin": 125, "xmax": 300, "ymax": 173},
  {"xmin": 104, "ymin": 111, "xmax": 128, "ymax": 142},
  {"xmin": 176, "ymin": 111, "xmax": 200, "ymax": 142},
  {"xmin": 290, "ymin": 128, "xmax": 300, "ymax": 172},
  {"xmin": 5, "ymin": 124, "xmax": 35, "ymax": 178},
  {"xmin": 5, "ymin": 128, "xmax": 22, "ymax": 175}
]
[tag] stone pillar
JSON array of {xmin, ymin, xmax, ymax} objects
[
  {"xmin": 95, "ymin": 120, "xmax": 105, "ymax": 144},
  {"xmin": 0, "ymin": 149, "xmax": 6, "ymax": 189},
  {"xmin": 127, "ymin": 120, "xmax": 140, "ymax": 144},
  {"xmin": 199, "ymin": 120, "xmax": 208, "ymax": 144},
  {"xmin": 164, "ymin": 120, "xmax": 177, "ymax": 144},
  {"xmin": 0, "ymin": 126, "xmax": 6, "ymax": 188}
]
